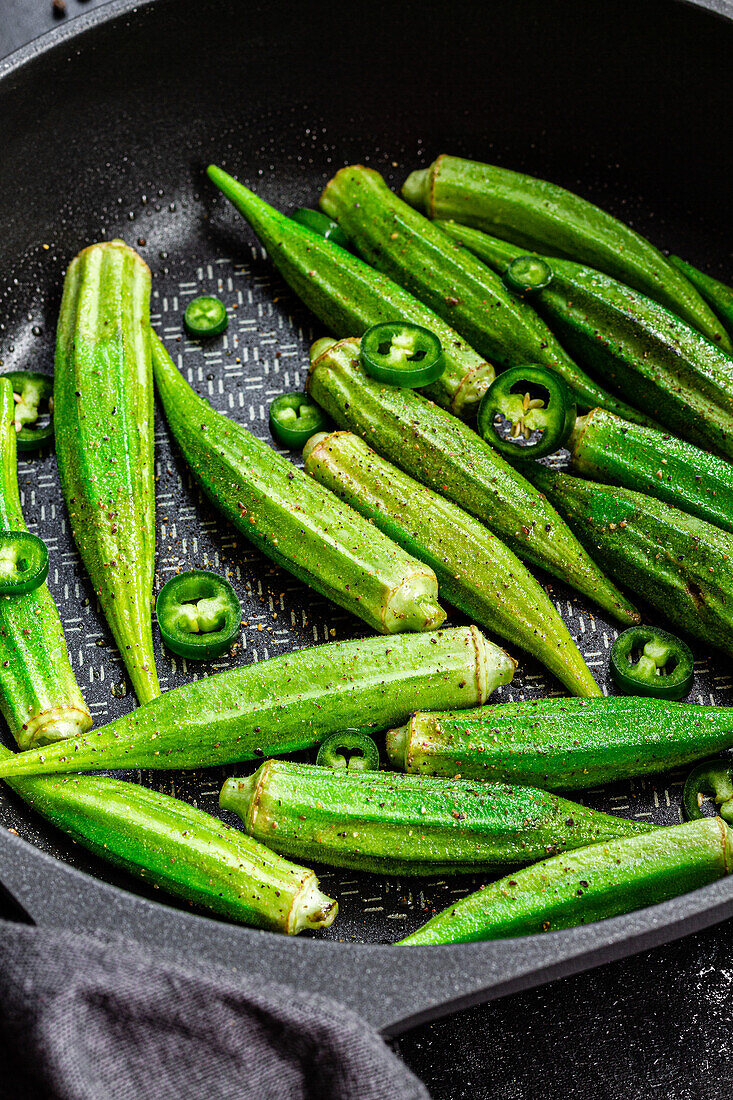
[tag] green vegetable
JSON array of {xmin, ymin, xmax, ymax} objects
[
  {"xmin": 386, "ymin": 697, "xmax": 733, "ymax": 790},
  {"xmin": 156, "ymin": 569, "xmax": 241, "ymax": 660},
  {"xmin": 524, "ymin": 464, "xmax": 733, "ymax": 658},
  {"xmin": 152, "ymin": 330, "xmax": 445, "ymax": 634},
  {"xmin": 307, "ymin": 338, "xmax": 638, "ymax": 624},
  {"xmin": 55, "ymin": 240, "xmax": 160, "ymax": 704},
  {"xmin": 398, "ymin": 817, "xmax": 732, "ymax": 945},
  {"xmin": 268, "ymin": 392, "xmax": 328, "ymax": 449},
  {"xmin": 5, "ymin": 763, "xmax": 336, "ymax": 933},
  {"xmin": 207, "ymin": 164, "xmax": 493, "ymax": 417},
  {"xmin": 0, "ymin": 624, "xmax": 513, "ymax": 777},
  {"xmin": 220, "ymin": 760, "xmax": 651, "ymax": 876},
  {"xmin": 360, "ymin": 322, "xmax": 444, "ymax": 388},
  {"xmin": 439, "ymin": 223, "xmax": 733, "ymax": 459},
  {"xmin": 320, "ymin": 165, "xmax": 643, "ymax": 418},
  {"xmin": 0, "ymin": 531, "xmax": 49, "ymax": 596},
  {"xmin": 683, "ymin": 760, "xmax": 733, "ymax": 825},
  {"xmin": 569, "ymin": 408, "xmax": 733, "ymax": 536},
  {"xmin": 4, "ymin": 371, "xmax": 54, "ymax": 452},
  {"xmin": 0, "ymin": 378, "xmax": 91, "ymax": 747},
  {"xmin": 610, "ymin": 627, "xmax": 693, "ymax": 701},
  {"xmin": 291, "ymin": 208, "xmax": 351, "ymax": 251},
  {"xmin": 184, "ymin": 294, "xmax": 229, "ymax": 337},
  {"xmin": 303, "ymin": 428, "xmax": 600, "ymax": 697},
  {"xmin": 476, "ymin": 365, "xmax": 576, "ymax": 460},
  {"xmin": 315, "ymin": 730, "xmax": 380, "ymax": 771},
  {"xmin": 669, "ymin": 256, "xmax": 733, "ymax": 345},
  {"xmin": 403, "ymin": 155, "xmax": 729, "ymax": 348}
]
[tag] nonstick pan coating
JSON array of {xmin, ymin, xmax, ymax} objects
[{"xmin": 0, "ymin": 0, "xmax": 732, "ymax": 1032}]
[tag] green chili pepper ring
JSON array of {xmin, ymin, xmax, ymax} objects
[
  {"xmin": 477, "ymin": 366, "xmax": 577, "ymax": 460},
  {"xmin": 683, "ymin": 759, "xmax": 733, "ymax": 824},
  {"xmin": 360, "ymin": 322, "xmax": 444, "ymax": 388},
  {"xmin": 0, "ymin": 530, "xmax": 49, "ymax": 596},
  {"xmin": 184, "ymin": 295, "xmax": 229, "ymax": 338},
  {"xmin": 4, "ymin": 372, "xmax": 54, "ymax": 452},
  {"xmin": 269, "ymin": 393, "xmax": 328, "ymax": 449},
  {"xmin": 315, "ymin": 731, "xmax": 380, "ymax": 771},
  {"xmin": 610, "ymin": 627, "xmax": 694, "ymax": 700},
  {"xmin": 156, "ymin": 570, "xmax": 242, "ymax": 660},
  {"xmin": 503, "ymin": 255, "xmax": 554, "ymax": 296}
]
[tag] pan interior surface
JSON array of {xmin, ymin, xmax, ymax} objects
[{"xmin": 0, "ymin": 0, "xmax": 732, "ymax": 947}]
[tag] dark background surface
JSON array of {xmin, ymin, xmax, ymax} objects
[{"xmin": 2, "ymin": 1, "xmax": 733, "ymax": 1096}]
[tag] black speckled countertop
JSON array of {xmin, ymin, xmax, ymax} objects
[{"xmin": 2, "ymin": 3, "xmax": 733, "ymax": 1096}]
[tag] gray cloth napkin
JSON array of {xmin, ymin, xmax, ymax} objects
[{"xmin": 0, "ymin": 920, "xmax": 428, "ymax": 1100}]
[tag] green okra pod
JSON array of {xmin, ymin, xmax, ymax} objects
[
  {"xmin": 669, "ymin": 256, "xmax": 733, "ymax": 345},
  {"xmin": 438, "ymin": 222, "xmax": 733, "ymax": 460},
  {"xmin": 399, "ymin": 817, "xmax": 733, "ymax": 944},
  {"xmin": 0, "ymin": 379, "xmax": 91, "ymax": 747},
  {"xmin": 525, "ymin": 464, "xmax": 733, "ymax": 658},
  {"xmin": 219, "ymin": 760, "xmax": 651, "ymax": 876},
  {"xmin": 387, "ymin": 698, "xmax": 733, "ymax": 790},
  {"xmin": 55, "ymin": 241, "xmax": 159, "ymax": 703},
  {"xmin": 307, "ymin": 338, "xmax": 638, "ymax": 624},
  {"xmin": 403, "ymin": 155, "xmax": 729, "ymax": 348},
  {"xmin": 303, "ymin": 428, "xmax": 600, "ymax": 697},
  {"xmin": 569, "ymin": 408, "xmax": 733, "ymax": 535},
  {"xmin": 320, "ymin": 165, "xmax": 642, "ymax": 419},
  {"xmin": 0, "ymin": 625, "xmax": 513, "ymax": 777},
  {"xmin": 207, "ymin": 165, "xmax": 493, "ymax": 417},
  {"xmin": 151, "ymin": 330, "xmax": 446, "ymax": 636}
]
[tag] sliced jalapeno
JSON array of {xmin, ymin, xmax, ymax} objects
[
  {"xmin": 184, "ymin": 296, "xmax": 229, "ymax": 338},
  {"xmin": 156, "ymin": 570, "xmax": 241, "ymax": 660},
  {"xmin": 315, "ymin": 731, "xmax": 380, "ymax": 772},
  {"xmin": 683, "ymin": 759, "xmax": 733, "ymax": 824},
  {"xmin": 269, "ymin": 392, "xmax": 328, "ymax": 449},
  {"xmin": 360, "ymin": 322, "xmax": 444, "ymax": 388},
  {"xmin": 610, "ymin": 626, "xmax": 694, "ymax": 700},
  {"xmin": 503, "ymin": 256, "xmax": 554, "ymax": 295},
  {"xmin": 291, "ymin": 208, "xmax": 351, "ymax": 251},
  {"xmin": 4, "ymin": 372, "xmax": 54, "ymax": 452},
  {"xmin": 477, "ymin": 365, "xmax": 576, "ymax": 460},
  {"xmin": 0, "ymin": 530, "xmax": 49, "ymax": 595}
]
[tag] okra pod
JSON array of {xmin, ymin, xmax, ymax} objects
[
  {"xmin": 0, "ymin": 379, "xmax": 91, "ymax": 747},
  {"xmin": 403, "ymin": 155, "xmax": 729, "ymax": 348},
  {"xmin": 303, "ymin": 429, "xmax": 600, "ymax": 697},
  {"xmin": 219, "ymin": 761, "xmax": 651, "ymax": 876},
  {"xmin": 0, "ymin": 625, "xmax": 513, "ymax": 777},
  {"xmin": 207, "ymin": 165, "xmax": 493, "ymax": 417},
  {"xmin": 387, "ymin": 698, "xmax": 733, "ymax": 790},
  {"xmin": 307, "ymin": 338, "xmax": 638, "ymax": 624},
  {"xmin": 438, "ymin": 223, "xmax": 733, "ymax": 459},
  {"xmin": 569, "ymin": 408, "xmax": 733, "ymax": 535},
  {"xmin": 400, "ymin": 818, "xmax": 733, "ymax": 944},
  {"xmin": 526, "ymin": 464, "xmax": 733, "ymax": 658},
  {"xmin": 151, "ymin": 330, "xmax": 446, "ymax": 635},
  {"xmin": 55, "ymin": 241, "xmax": 159, "ymax": 703},
  {"xmin": 320, "ymin": 165, "xmax": 641, "ymax": 418},
  {"xmin": 669, "ymin": 257, "xmax": 733, "ymax": 345}
]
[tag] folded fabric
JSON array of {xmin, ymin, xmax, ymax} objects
[{"xmin": 0, "ymin": 920, "xmax": 428, "ymax": 1100}]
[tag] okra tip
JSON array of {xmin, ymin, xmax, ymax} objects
[
  {"xmin": 474, "ymin": 628, "xmax": 516, "ymax": 701},
  {"xmin": 301, "ymin": 431, "xmax": 330, "ymax": 461},
  {"xmin": 310, "ymin": 337, "xmax": 339, "ymax": 363},
  {"xmin": 291, "ymin": 877, "xmax": 339, "ymax": 934},
  {"xmin": 401, "ymin": 168, "xmax": 430, "ymax": 210},
  {"xmin": 219, "ymin": 773, "xmax": 257, "ymax": 819},
  {"xmin": 384, "ymin": 720, "xmax": 410, "ymax": 771}
]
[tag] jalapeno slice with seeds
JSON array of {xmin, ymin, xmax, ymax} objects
[
  {"xmin": 4, "ymin": 372, "xmax": 54, "ymax": 452},
  {"xmin": 268, "ymin": 392, "xmax": 328, "ymax": 449},
  {"xmin": 360, "ymin": 322, "xmax": 444, "ymax": 387},
  {"xmin": 610, "ymin": 626, "xmax": 694, "ymax": 700},
  {"xmin": 316, "ymin": 731, "xmax": 380, "ymax": 772},
  {"xmin": 477, "ymin": 365, "xmax": 576, "ymax": 460},
  {"xmin": 683, "ymin": 759, "xmax": 733, "ymax": 824},
  {"xmin": 183, "ymin": 296, "xmax": 229, "ymax": 338},
  {"xmin": 0, "ymin": 530, "xmax": 49, "ymax": 595},
  {"xmin": 291, "ymin": 208, "xmax": 351, "ymax": 251},
  {"xmin": 503, "ymin": 255, "xmax": 554, "ymax": 296},
  {"xmin": 156, "ymin": 570, "xmax": 241, "ymax": 660}
]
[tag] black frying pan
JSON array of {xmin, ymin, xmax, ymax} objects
[{"xmin": 0, "ymin": 0, "xmax": 732, "ymax": 1038}]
